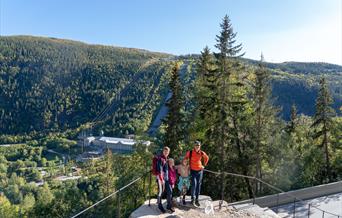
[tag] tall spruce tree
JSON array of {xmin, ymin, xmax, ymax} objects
[
  {"xmin": 311, "ymin": 77, "xmax": 335, "ymax": 182},
  {"xmin": 287, "ymin": 104, "xmax": 298, "ymax": 133},
  {"xmin": 252, "ymin": 54, "xmax": 277, "ymax": 193},
  {"xmin": 163, "ymin": 62, "xmax": 184, "ymax": 154},
  {"xmin": 196, "ymin": 46, "xmax": 216, "ymax": 119},
  {"xmin": 213, "ymin": 15, "xmax": 244, "ymax": 202}
]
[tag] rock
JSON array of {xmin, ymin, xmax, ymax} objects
[{"xmin": 130, "ymin": 195, "xmax": 281, "ymax": 218}]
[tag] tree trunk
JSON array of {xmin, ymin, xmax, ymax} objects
[
  {"xmin": 323, "ymin": 122, "xmax": 331, "ymax": 181},
  {"xmin": 232, "ymin": 117, "xmax": 254, "ymax": 198}
]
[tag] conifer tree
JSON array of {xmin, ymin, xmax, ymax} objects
[
  {"xmin": 287, "ymin": 104, "xmax": 298, "ymax": 133},
  {"xmin": 213, "ymin": 15, "xmax": 244, "ymax": 202},
  {"xmin": 188, "ymin": 46, "xmax": 218, "ymax": 152},
  {"xmin": 196, "ymin": 46, "xmax": 216, "ymax": 119},
  {"xmin": 311, "ymin": 77, "xmax": 335, "ymax": 182},
  {"xmin": 163, "ymin": 62, "xmax": 184, "ymax": 154},
  {"xmin": 105, "ymin": 148, "xmax": 114, "ymax": 195},
  {"xmin": 252, "ymin": 54, "xmax": 277, "ymax": 193}
]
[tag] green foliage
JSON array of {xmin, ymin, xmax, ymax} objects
[
  {"xmin": 188, "ymin": 15, "xmax": 342, "ymax": 203},
  {"xmin": 41, "ymin": 136, "xmax": 77, "ymax": 152},
  {"xmin": 0, "ymin": 195, "xmax": 19, "ymax": 218},
  {"xmin": 0, "ymin": 18, "xmax": 341, "ymax": 218},
  {"xmin": 310, "ymin": 77, "xmax": 336, "ymax": 182},
  {"xmin": 0, "ymin": 36, "xmax": 171, "ymax": 135},
  {"xmin": 163, "ymin": 62, "xmax": 185, "ymax": 154},
  {"xmin": 0, "ymin": 142, "xmax": 154, "ymax": 218}
]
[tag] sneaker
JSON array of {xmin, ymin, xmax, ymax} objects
[
  {"xmin": 167, "ymin": 207, "xmax": 175, "ymax": 213},
  {"xmin": 158, "ymin": 204, "xmax": 166, "ymax": 213},
  {"xmin": 191, "ymin": 199, "xmax": 196, "ymax": 207},
  {"xmin": 195, "ymin": 200, "xmax": 200, "ymax": 207}
]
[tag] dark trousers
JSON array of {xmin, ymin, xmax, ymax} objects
[
  {"xmin": 156, "ymin": 178, "xmax": 172, "ymax": 208},
  {"xmin": 165, "ymin": 181, "xmax": 173, "ymax": 208},
  {"xmin": 191, "ymin": 169, "xmax": 203, "ymax": 200}
]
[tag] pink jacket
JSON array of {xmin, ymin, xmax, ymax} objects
[{"xmin": 168, "ymin": 166, "xmax": 177, "ymax": 186}]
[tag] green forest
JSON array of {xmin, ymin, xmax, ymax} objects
[
  {"xmin": 0, "ymin": 35, "xmax": 341, "ymax": 136},
  {"xmin": 0, "ymin": 15, "xmax": 341, "ymax": 218}
]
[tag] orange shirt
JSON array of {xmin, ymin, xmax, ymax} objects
[{"xmin": 185, "ymin": 149, "xmax": 209, "ymax": 171}]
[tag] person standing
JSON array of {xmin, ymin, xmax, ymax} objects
[
  {"xmin": 175, "ymin": 158, "xmax": 190, "ymax": 205},
  {"xmin": 185, "ymin": 140, "xmax": 209, "ymax": 207},
  {"xmin": 167, "ymin": 158, "xmax": 176, "ymax": 212},
  {"xmin": 155, "ymin": 146, "xmax": 173, "ymax": 213}
]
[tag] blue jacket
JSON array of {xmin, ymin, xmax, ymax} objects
[{"xmin": 157, "ymin": 155, "xmax": 168, "ymax": 181}]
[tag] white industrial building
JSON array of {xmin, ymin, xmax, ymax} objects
[{"xmin": 78, "ymin": 136, "xmax": 150, "ymax": 153}]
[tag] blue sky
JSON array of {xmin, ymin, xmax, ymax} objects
[{"xmin": 1, "ymin": 0, "xmax": 341, "ymax": 64}]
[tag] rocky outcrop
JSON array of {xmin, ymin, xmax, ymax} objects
[{"xmin": 130, "ymin": 195, "xmax": 280, "ymax": 218}]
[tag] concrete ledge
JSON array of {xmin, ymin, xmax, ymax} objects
[{"xmin": 231, "ymin": 181, "xmax": 342, "ymax": 207}]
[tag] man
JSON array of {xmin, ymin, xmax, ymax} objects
[
  {"xmin": 185, "ymin": 140, "xmax": 209, "ymax": 207},
  {"xmin": 156, "ymin": 146, "xmax": 175, "ymax": 213}
]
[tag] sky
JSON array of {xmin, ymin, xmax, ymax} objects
[{"xmin": 1, "ymin": 0, "xmax": 341, "ymax": 65}]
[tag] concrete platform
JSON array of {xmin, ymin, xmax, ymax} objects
[
  {"xmin": 130, "ymin": 195, "xmax": 280, "ymax": 218},
  {"xmin": 273, "ymin": 192, "xmax": 342, "ymax": 218}
]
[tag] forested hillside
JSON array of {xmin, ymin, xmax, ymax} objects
[
  {"xmin": 0, "ymin": 36, "xmax": 171, "ymax": 135},
  {"xmin": 0, "ymin": 36, "xmax": 341, "ymax": 136},
  {"xmin": 0, "ymin": 20, "xmax": 341, "ymax": 218},
  {"xmin": 263, "ymin": 62, "xmax": 342, "ymax": 118}
]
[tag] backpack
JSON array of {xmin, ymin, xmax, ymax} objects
[{"xmin": 152, "ymin": 155, "xmax": 160, "ymax": 176}]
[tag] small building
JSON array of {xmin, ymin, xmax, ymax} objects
[
  {"xmin": 78, "ymin": 136, "xmax": 96, "ymax": 147},
  {"xmin": 76, "ymin": 150, "xmax": 103, "ymax": 162}
]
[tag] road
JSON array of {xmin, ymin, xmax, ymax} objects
[{"xmin": 147, "ymin": 62, "xmax": 189, "ymax": 136}]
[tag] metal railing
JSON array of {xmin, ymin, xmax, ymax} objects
[
  {"xmin": 70, "ymin": 168, "xmax": 340, "ymax": 218},
  {"xmin": 203, "ymin": 169, "xmax": 341, "ymax": 218},
  {"xmin": 70, "ymin": 170, "xmax": 151, "ymax": 218}
]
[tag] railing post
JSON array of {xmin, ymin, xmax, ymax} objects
[
  {"xmin": 143, "ymin": 171, "xmax": 146, "ymax": 201},
  {"xmin": 322, "ymin": 211, "xmax": 324, "ymax": 218},
  {"xmin": 276, "ymin": 193, "xmax": 279, "ymax": 213},
  {"xmin": 308, "ymin": 204, "xmax": 311, "ymax": 218},
  {"xmin": 148, "ymin": 170, "xmax": 152, "ymax": 206},
  {"xmin": 219, "ymin": 171, "xmax": 225, "ymax": 210},
  {"xmin": 293, "ymin": 198, "xmax": 296, "ymax": 218},
  {"xmin": 117, "ymin": 191, "xmax": 121, "ymax": 218},
  {"xmin": 252, "ymin": 178, "xmax": 256, "ymax": 205}
]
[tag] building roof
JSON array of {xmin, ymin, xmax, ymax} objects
[{"xmin": 98, "ymin": 137, "xmax": 136, "ymax": 145}]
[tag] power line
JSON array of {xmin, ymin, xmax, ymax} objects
[{"xmin": 89, "ymin": 58, "xmax": 161, "ymax": 129}]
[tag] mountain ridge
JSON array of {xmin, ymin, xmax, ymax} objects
[
  {"xmin": 5, "ymin": 35, "xmax": 342, "ymax": 68},
  {"xmin": 0, "ymin": 35, "xmax": 341, "ymax": 135}
]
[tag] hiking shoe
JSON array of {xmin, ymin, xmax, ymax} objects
[
  {"xmin": 158, "ymin": 204, "xmax": 166, "ymax": 213},
  {"xmin": 191, "ymin": 199, "xmax": 196, "ymax": 207},
  {"xmin": 167, "ymin": 207, "xmax": 175, "ymax": 213},
  {"xmin": 195, "ymin": 200, "xmax": 200, "ymax": 207}
]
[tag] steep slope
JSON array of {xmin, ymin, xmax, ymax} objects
[
  {"xmin": 0, "ymin": 36, "xmax": 172, "ymax": 134},
  {"xmin": 0, "ymin": 36, "xmax": 341, "ymax": 135},
  {"xmin": 244, "ymin": 58, "xmax": 342, "ymax": 119}
]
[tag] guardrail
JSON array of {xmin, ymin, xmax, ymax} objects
[
  {"xmin": 70, "ymin": 168, "xmax": 341, "ymax": 218},
  {"xmin": 203, "ymin": 169, "xmax": 341, "ymax": 218},
  {"xmin": 70, "ymin": 170, "xmax": 151, "ymax": 218}
]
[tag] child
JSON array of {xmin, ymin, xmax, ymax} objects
[
  {"xmin": 167, "ymin": 158, "xmax": 176, "ymax": 212},
  {"xmin": 175, "ymin": 158, "xmax": 190, "ymax": 205}
]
